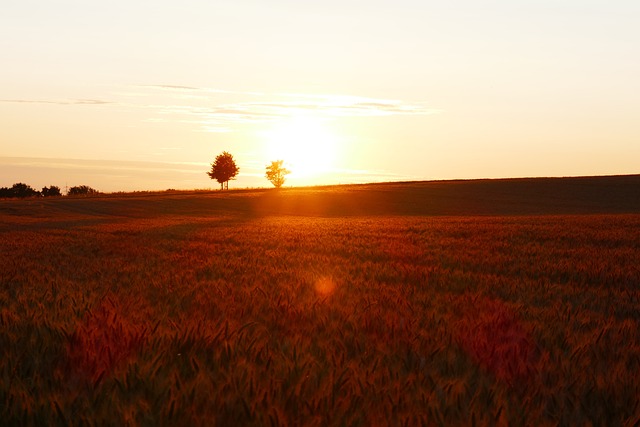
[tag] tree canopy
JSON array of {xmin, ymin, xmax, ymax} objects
[
  {"xmin": 0, "ymin": 183, "xmax": 85, "ymax": 198},
  {"xmin": 68, "ymin": 185, "xmax": 98, "ymax": 196},
  {"xmin": 207, "ymin": 151, "xmax": 239, "ymax": 190},
  {"xmin": 42, "ymin": 186, "xmax": 62, "ymax": 197},
  {"xmin": 265, "ymin": 160, "xmax": 291, "ymax": 188},
  {"xmin": 0, "ymin": 183, "xmax": 39, "ymax": 198}
]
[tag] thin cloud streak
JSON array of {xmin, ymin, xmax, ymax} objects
[
  {"xmin": 4, "ymin": 85, "xmax": 440, "ymax": 133},
  {"xmin": 0, "ymin": 157, "xmax": 213, "ymax": 192},
  {"xmin": 136, "ymin": 85, "xmax": 265, "ymax": 97},
  {"xmin": 0, "ymin": 157, "xmax": 206, "ymax": 175},
  {"xmin": 141, "ymin": 85, "xmax": 201, "ymax": 91},
  {"xmin": 122, "ymin": 84, "xmax": 440, "ymax": 131},
  {"xmin": 1, "ymin": 99, "xmax": 113, "ymax": 106}
]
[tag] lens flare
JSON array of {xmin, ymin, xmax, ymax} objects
[{"xmin": 314, "ymin": 276, "xmax": 336, "ymax": 296}]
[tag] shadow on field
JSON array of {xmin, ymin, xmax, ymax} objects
[
  {"xmin": 247, "ymin": 175, "xmax": 640, "ymax": 217},
  {"xmin": 1, "ymin": 175, "xmax": 639, "ymax": 226}
]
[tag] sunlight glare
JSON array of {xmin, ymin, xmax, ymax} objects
[{"xmin": 263, "ymin": 114, "xmax": 339, "ymax": 181}]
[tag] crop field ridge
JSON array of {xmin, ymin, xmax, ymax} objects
[
  {"xmin": 2, "ymin": 175, "xmax": 640, "ymax": 222},
  {"xmin": 1, "ymin": 175, "xmax": 639, "ymax": 425}
]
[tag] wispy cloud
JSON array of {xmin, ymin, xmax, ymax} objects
[
  {"xmin": 74, "ymin": 99, "xmax": 113, "ymax": 105},
  {"xmin": 141, "ymin": 84, "xmax": 201, "ymax": 91},
  {"xmin": 129, "ymin": 86, "xmax": 440, "ymax": 132},
  {"xmin": 136, "ymin": 85, "xmax": 265, "ymax": 97},
  {"xmin": 0, "ymin": 156, "xmax": 205, "ymax": 175},
  {"xmin": 230, "ymin": 98, "xmax": 435, "ymax": 117},
  {"xmin": 3, "ymin": 85, "xmax": 440, "ymax": 133},
  {"xmin": 1, "ymin": 98, "xmax": 113, "ymax": 105}
]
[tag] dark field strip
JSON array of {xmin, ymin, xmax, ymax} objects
[
  {"xmin": 2, "ymin": 175, "xmax": 640, "ymax": 223},
  {"xmin": 1, "ymin": 177, "xmax": 640, "ymax": 425}
]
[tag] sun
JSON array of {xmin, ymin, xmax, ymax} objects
[{"xmin": 263, "ymin": 114, "xmax": 339, "ymax": 181}]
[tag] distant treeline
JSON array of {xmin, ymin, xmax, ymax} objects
[{"xmin": 0, "ymin": 183, "xmax": 99, "ymax": 198}]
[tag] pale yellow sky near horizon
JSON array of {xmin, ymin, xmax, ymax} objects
[{"xmin": 1, "ymin": 1, "xmax": 639, "ymax": 192}]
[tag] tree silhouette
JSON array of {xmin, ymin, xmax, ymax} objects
[
  {"xmin": 207, "ymin": 151, "xmax": 239, "ymax": 190},
  {"xmin": 265, "ymin": 160, "xmax": 291, "ymax": 188},
  {"xmin": 42, "ymin": 186, "xmax": 62, "ymax": 197},
  {"xmin": 68, "ymin": 185, "xmax": 98, "ymax": 196},
  {"xmin": 9, "ymin": 183, "xmax": 39, "ymax": 198}
]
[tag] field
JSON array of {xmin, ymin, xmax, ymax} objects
[{"xmin": 1, "ymin": 176, "xmax": 640, "ymax": 426}]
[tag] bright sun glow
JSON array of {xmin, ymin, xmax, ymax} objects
[{"xmin": 263, "ymin": 115, "xmax": 339, "ymax": 181}]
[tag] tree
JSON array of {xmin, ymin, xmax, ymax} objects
[
  {"xmin": 10, "ymin": 183, "xmax": 39, "ymax": 198},
  {"xmin": 68, "ymin": 185, "xmax": 98, "ymax": 196},
  {"xmin": 265, "ymin": 160, "xmax": 291, "ymax": 188},
  {"xmin": 42, "ymin": 186, "xmax": 62, "ymax": 197},
  {"xmin": 207, "ymin": 151, "xmax": 239, "ymax": 190}
]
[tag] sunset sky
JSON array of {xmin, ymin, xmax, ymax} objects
[{"xmin": 2, "ymin": 1, "xmax": 638, "ymax": 192}]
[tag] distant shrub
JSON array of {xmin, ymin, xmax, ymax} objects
[
  {"xmin": 68, "ymin": 185, "xmax": 99, "ymax": 196},
  {"xmin": 0, "ymin": 183, "xmax": 40, "ymax": 198},
  {"xmin": 0, "ymin": 187, "xmax": 13, "ymax": 198},
  {"xmin": 42, "ymin": 186, "xmax": 62, "ymax": 197}
]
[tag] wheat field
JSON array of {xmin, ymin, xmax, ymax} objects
[{"xmin": 1, "ymin": 177, "xmax": 639, "ymax": 425}]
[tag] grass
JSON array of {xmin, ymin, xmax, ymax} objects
[{"xmin": 1, "ymin": 175, "xmax": 639, "ymax": 425}]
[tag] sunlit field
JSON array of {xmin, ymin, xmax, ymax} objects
[{"xmin": 2, "ymin": 177, "xmax": 640, "ymax": 425}]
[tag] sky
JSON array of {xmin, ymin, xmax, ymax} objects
[{"xmin": 1, "ymin": 0, "xmax": 639, "ymax": 192}]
